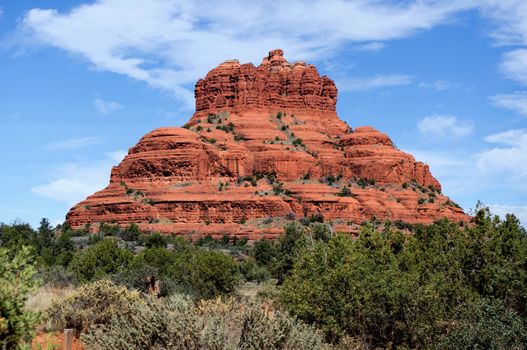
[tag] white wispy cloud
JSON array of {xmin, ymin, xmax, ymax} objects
[
  {"xmin": 477, "ymin": 128, "xmax": 527, "ymax": 178},
  {"xmin": 500, "ymin": 50, "xmax": 527, "ymax": 85},
  {"xmin": 418, "ymin": 80, "xmax": 459, "ymax": 91},
  {"xmin": 47, "ymin": 136, "xmax": 102, "ymax": 150},
  {"xmin": 105, "ymin": 150, "xmax": 127, "ymax": 162},
  {"xmin": 94, "ymin": 98, "xmax": 123, "ymax": 115},
  {"xmin": 339, "ymin": 74, "xmax": 414, "ymax": 92},
  {"xmin": 354, "ymin": 42, "xmax": 385, "ymax": 52},
  {"xmin": 16, "ymin": 0, "xmax": 473, "ymax": 107},
  {"xmin": 489, "ymin": 91, "xmax": 527, "ymax": 116},
  {"xmin": 479, "ymin": 2, "xmax": 527, "ymax": 86},
  {"xmin": 31, "ymin": 150, "xmax": 126, "ymax": 204},
  {"xmin": 417, "ymin": 115, "xmax": 473, "ymax": 139}
]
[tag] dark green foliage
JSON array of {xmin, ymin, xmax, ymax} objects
[
  {"xmin": 69, "ymin": 238, "xmax": 133, "ymax": 282},
  {"xmin": 292, "ymin": 138, "xmax": 303, "ymax": 146},
  {"xmin": 311, "ymin": 223, "xmax": 332, "ymax": 242},
  {"xmin": 215, "ymin": 122, "xmax": 235, "ymax": 133},
  {"xmin": 40, "ymin": 232, "xmax": 74, "ymax": 267},
  {"xmin": 323, "ymin": 174, "xmax": 336, "ymax": 185},
  {"xmin": 235, "ymin": 237, "xmax": 248, "ymax": 247},
  {"xmin": 0, "ymin": 221, "xmax": 34, "ymax": 251},
  {"xmin": 336, "ymin": 186, "xmax": 353, "ymax": 197},
  {"xmin": 309, "ymin": 213, "xmax": 324, "ymax": 223},
  {"xmin": 180, "ymin": 249, "xmax": 240, "ymax": 299},
  {"xmin": 119, "ymin": 223, "xmax": 141, "ymax": 241},
  {"xmin": 139, "ymin": 232, "xmax": 168, "ymax": 248},
  {"xmin": 280, "ymin": 210, "xmax": 527, "ymax": 347},
  {"xmin": 240, "ymin": 259, "xmax": 271, "ymax": 283},
  {"xmin": 438, "ymin": 298, "xmax": 526, "ymax": 349},
  {"xmin": 99, "ymin": 222, "xmax": 121, "ymax": 236},
  {"xmin": 251, "ymin": 239, "xmax": 276, "ymax": 267},
  {"xmin": 357, "ymin": 177, "xmax": 375, "ymax": 187},
  {"xmin": 273, "ymin": 182, "xmax": 285, "ymax": 195},
  {"xmin": 418, "ymin": 197, "xmax": 426, "ymax": 205},
  {"xmin": 273, "ymin": 223, "xmax": 307, "ymax": 284},
  {"xmin": 234, "ymin": 133, "xmax": 246, "ymax": 141}
]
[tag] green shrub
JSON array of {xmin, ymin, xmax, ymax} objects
[
  {"xmin": 119, "ymin": 223, "xmax": 141, "ymax": 241},
  {"xmin": 336, "ymin": 186, "xmax": 353, "ymax": 197},
  {"xmin": 69, "ymin": 238, "xmax": 133, "ymax": 282},
  {"xmin": 438, "ymin": 298, "xmax": 526, "ymax": 349},
  {"xmin": 0, "ymin": 246, "xmax": 41, "ymax": 349},
  {"xmin": 292, "ymin": 138, "xmax": 303, "ymax": 146},
  {"xmin": 173, "ymin": 249, "xmax": 241, "ymax": 299},
  {"xmin": 46, "ymin": 280, "xmax": 141, "ymax": 335},
  {"xmin": 82, "ymin": 294, "xmax": 328, "ymax": 350},
  {"xmin": 280, "ymin": 213, "xmax": 527, "ymax": 347},
  {"xmin": 139, "ymin": 233, "xmax": 168, "ymax": 248},
  {"xmin": 252, "ymin": 239, "xmax": 276, "ymax": 267},
  {"xmin": 240, "ymin": 259, "xmax": 271, "ymax": 283},
  {"xmin": 273, "ymin": 223, "xmax": 308, "ymax": 284}
]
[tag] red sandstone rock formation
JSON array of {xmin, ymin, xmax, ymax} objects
[{"xmin": 66, "ymin": 50, "xmax": 468, "ymax": 238}]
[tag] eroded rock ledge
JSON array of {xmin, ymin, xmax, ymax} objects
[{"xmin": 66, "ymin": 50, "xmax": 468, "ymax": 238}]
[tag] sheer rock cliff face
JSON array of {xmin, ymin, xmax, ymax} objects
[{"xmin": 66, "ymin": 50, "xmax": 468, "ymax": 238}]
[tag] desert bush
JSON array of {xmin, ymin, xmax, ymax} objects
[
  {"xmin": 46, "ymin": 279, "xmax": 141, "ymax": 335},
  {"xmin": 82, "ymin": 293, "xmax": 328, "ymax": 350},
  {"xmin": 0, "ymin": 246, "xmax": 41, "ymax": 349}
]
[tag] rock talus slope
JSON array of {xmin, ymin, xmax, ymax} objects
[{"xmin": 67, "ymin": 49, "xmax": 468, "ymax": 238}]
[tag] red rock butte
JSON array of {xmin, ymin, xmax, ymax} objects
[{"xmin": 67, "ymin": 49, "xmax": 468, "ymax": 238}]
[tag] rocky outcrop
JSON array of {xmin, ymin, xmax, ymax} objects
[{"xmin": 66, "ymin": 50, "xmax": 468, "ymax": 238}]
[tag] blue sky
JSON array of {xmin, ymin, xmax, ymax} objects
[{"xmin": 1, "ymin": 0, "xmax": 527, "ymax": 227}]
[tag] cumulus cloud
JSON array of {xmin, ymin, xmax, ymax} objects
[
  {"xmin": 31, "ymin": 150, "xmax": 126, "ymax": 204},
  {"xmin": 489, "ymin": 91, "xmax": 527, "ymax": 116},
  {"xmin": 16, "ymin": 0, "xmax": 473, "ymax": 107},
  {"xmin": 47, "ymin": 136, "xmax": 102, "ymax": 150},
  {"xmin": 94, "ymin": 98, "xmax": 123, "ymax": 115},
  {"xmin": 417, "ymin": 115, "xmax": 473, "ymax": 139},
  {"xmin": 339, "ymin": 74, "xmax": 414, "ymax": 92}
]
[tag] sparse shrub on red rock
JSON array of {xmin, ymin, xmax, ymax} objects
[{"xmin": 66, "ymin": 50, "xmax": 468, "ymax": 238}]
